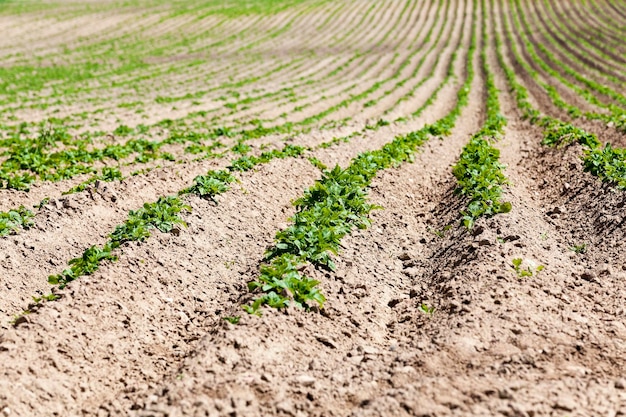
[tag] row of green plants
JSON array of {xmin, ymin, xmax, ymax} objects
[
  {"xmin": 0, "ymin": 0, "xmax": 330, "ymax": 110},
  {"xmin": 243, "ymin": 5, "xmax": 478, "ymax": 314},
  {"xmin": 405, "ymin": 4, "xmax": 465, "ymax": 121},
  {"xmin": 363, "ymin": 0, "xmax": 448, "ymax": 110},
  {"xmin": 452, "ymin": 0, "xmax": 510, "ymax": 230},
  {"xmin": 387, "ymin": 0, "xmax": 461, "ymax": 117},
  {"xmin": 586, "ymin": 0, "xmax": 626, "ymax": 43},
  {"xmin": 1, "ymin": 0, "xmax": 444, "ymax": 136},
  {"xmin": 45, "ymin": 143, "xmax": 306, "ymax": 290},
  {"xmin": 494, "ymin": 0, "xmax": 626, "ymax": 190},
  {"xmin": 0, "ymin": 0, "xmax": 404, "ymax": 127}
]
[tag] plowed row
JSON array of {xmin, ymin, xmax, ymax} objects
[{"xmin": 0, "ymin": 0, "xmax": 625, "ymax": 416}]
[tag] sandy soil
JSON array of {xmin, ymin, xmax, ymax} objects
[{"xmin": 1, "ymin": 0, "xmax": 625, "ymax": 416}]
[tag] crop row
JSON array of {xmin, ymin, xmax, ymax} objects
[
  {"xmin": 243, "ymin": 1, "xmax": 477, "ymax": 314},
  {"xmin": 525, "ymin": 0, "xmax": 626, "ymax": 88},
  {"xmin": 452, "ymin": 0, "xmax": 510, "ymax": 230},
  {"xmin": 509, "ymin": 0, "xmax": 626, "ymax": 130}
]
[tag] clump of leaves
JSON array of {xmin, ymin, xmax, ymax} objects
[
  {"xmin": 453, "ymin": 138, "xmax": 511, "ymax": 229},
  {"xmin": 583, "ymin": 144, "xmax": 626, "ymax": 189},
  {"xmin": 512, "ymin": 258, "xmax": 544, "ymax": 278},
  {"xmin": 308, "ymin": 157, "xmax": 327, "ymax": 171},
  {"xmin": 48, "ymin": 245, "xmax": 117, "ymax": 287},
  {"xmin": 541, "ymin": 120, "xmax": 601, "ymax": 149},
  {"xmin": 0, "ymin": 206, "xmax": 35, "ymax": 236},
  {"xmin": 183, "ymin": 170, "xmax": 236, "ymax": 201},
  {"xmin": 223, "ymin": 316, "xmax": 241, "ymax": 325}
]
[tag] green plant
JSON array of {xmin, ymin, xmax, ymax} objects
[
  {"xmin": 418, "ymin": 303, "xmax": 435, "ymax": 315},
  {"xmin": 183, "ymin": 170, "xmax": 237, "ymax": 201},
  {"xmin": 0, "ymin": 206, "xmax": 35, "ymax": 237},
  {"xmin": 570, "ymin": 243, "xmax": 587, "ymax": 254},
  {"xmin": 49, "ymin": 196, "xmax": 190, "ymax": 288},
  {"xmin": 512, "ymin": 258, "xmax": 545, "ymax": 278},
  {"xmin": 223, "ymin": 316, "xmax": 240, "ymax": 324}
]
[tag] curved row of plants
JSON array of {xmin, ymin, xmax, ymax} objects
[
  {"xmin": 539, "ymin": 0, "xmax": 626, "ymax": 67},
  {"xmin": 242, "ymin": 2, "xmax": 478, "ymax": 314},
  {"xmin": 526, "ymin": 0, "xmax": 626, "ymax": 88},
  {"xmin": 502, "ymin": 0, "xmax": 614, "ymax": 124}
]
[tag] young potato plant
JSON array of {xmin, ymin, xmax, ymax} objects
[
  {"xmin": 0, "ymin": 206, "xmax": 35, "ymax": 237},
  {"xmin": 512, "ymin": 258, "xmax": 545, "ymax": 278}
]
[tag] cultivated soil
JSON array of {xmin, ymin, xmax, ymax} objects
[{"xmin": 1, "ymin": 0, "xmax": 625, "ymax": 416}]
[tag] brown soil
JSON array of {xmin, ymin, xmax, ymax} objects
[{"xmin": 1, "ymin": 0, "xmax": 625, "ymax": 416}]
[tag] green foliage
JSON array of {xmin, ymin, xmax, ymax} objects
[
  {"xmin": 583, "ymin": 144, "xmax": 626, "ymax": 189},
  {"xmin": 0, "ymin": 206, "xmax": 35, "ymax": 237},
  {"xmin": 110, "ymin": 196, "xmax": 190, "ymax": 247},
  {"xmin": 569, "ymin": 243, "xmax": 587, "ymax": 254},
  {"xmin": 49, "ymin": 196, "xmax": 190, "ymax": 288},
  {"xmin": 512, "ymin": 258, "xmax": 544, "ymax": 278},
  {"xmin": 494, "ymin": 1, "xmax": 626, "ymax": 192},
  {"xmin": 453, "ymin": 139, "xmax": 511, "ymax": 229},
  {"xmin": 418, "ymin": 303, "xmax": 435, "ymax": 315},
  {"xmin": 44, "ymin": 140, "xmax": 311, "ymax": 292},
  {"xmin": 48, "ymin": 245, "xmax": 117, "ymax": 288},
  {"xmin": 541, "ymin": 120, "xmax": 601, "ymax": 149},
  {"xmin": 184, "ymin": 170, "xmax": 237, "ymax": 201},
  {"xmin": 307, "ymin": 157, "xmax": 327, "ymax": 171},
  {"xmin": 223, "ymin": 316, "xmax": 240, "ymax": 324},
  {"xmin": 452, "ymin": 16, "xmax": 510, "ymax": 230}
]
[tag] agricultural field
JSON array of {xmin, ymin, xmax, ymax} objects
[{"xmin": 0, "ymin": 0, "xmax": 625, "ymax": 415}]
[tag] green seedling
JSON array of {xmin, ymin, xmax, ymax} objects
[
  {"xmin": 0, "ymin": 206, "xmax": 35, "ymax": 237},
  {"xmin": 430, "ymin": 225, "xmax": 452, "ymax": 238},
  {"xmin": 418, "ymin": 303, "xmax": 435, "ymax": 315},
  {"xmin": 570, "ymin": 243, "xmax": 587, "ymax": 254},
  {"xmin": 223, "ymin": 316, "xmax": 240, "ymax": 325},
  {"xmin": 512, "ymin": 258, "xmax": 545, "ymax": 278}
]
